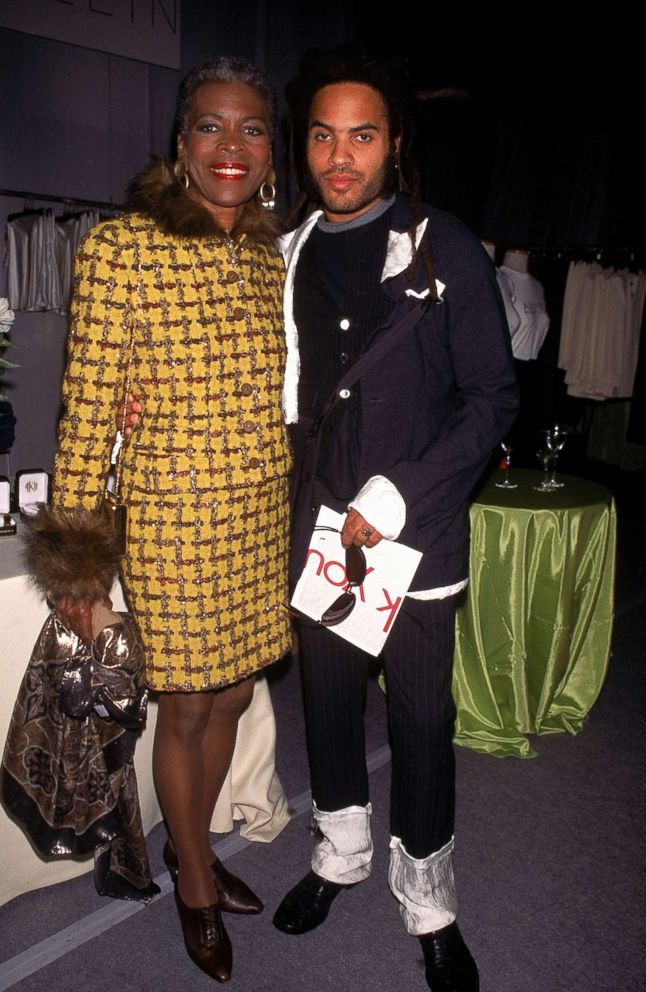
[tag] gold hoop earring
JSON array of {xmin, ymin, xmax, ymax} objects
[
  {"xmin": 259, "ymin": 182, "xmax": 276, "ymax": 211},
  {"xmin": 173, "ymin": 158, "xmax": 190, "ymax": 190}
]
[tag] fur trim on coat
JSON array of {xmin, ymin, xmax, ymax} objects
[
  {"xmin": 23, "ymin": 507, "xmax": 121, "ymax": 602},
  {"xmin": 125, "ymin": 158, "xmax": 280, "ymax": 242}
]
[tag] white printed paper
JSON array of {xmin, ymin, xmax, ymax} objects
[{"xmin": 291, "ymin": 506, "xmax": 422, "ymax": 657}]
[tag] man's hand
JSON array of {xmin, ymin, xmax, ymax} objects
[
  {"xmin": 117, "ymin": 392, "xmax": 142, "ymax": 437},
  {"xmin": 341, "ymin": 508, "xmax": 383, "ymax": 549}
]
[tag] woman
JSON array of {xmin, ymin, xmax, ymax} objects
[{"xmin": 53, "ymin": 57, "xmax": 292, "ymax": 983}]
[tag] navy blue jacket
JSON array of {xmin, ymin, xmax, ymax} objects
[{"xmin": 282, "ymin": 194, "xmax": 518, "ymax": 590}]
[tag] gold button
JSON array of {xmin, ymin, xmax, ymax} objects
[
  {"xmin": 240, "ymin": 383, "xmax": 253, "ymax": 396},
  {"xmin": 243, "ymin": 420, "xmax": 255, "ymax": 433}
]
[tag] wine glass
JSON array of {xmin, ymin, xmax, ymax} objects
[
  {"xmin": 495, "ymin": 439, "xmax": 518, "ymax": 489},
  {"xmin": 546, "ymin": 424, "xmax": 567, "ymax": 488},
  {"xmin": 534, "ymin": 445, "xmax": 555, "ymax": 492}
]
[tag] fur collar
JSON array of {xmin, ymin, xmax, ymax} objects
[{"xmin": 125, "ymin": 158, "xmax": 279, "ymax": 243}]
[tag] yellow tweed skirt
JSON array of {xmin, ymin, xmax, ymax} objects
[{"xmin": 120, "ymin": 477, "xmax": 291, "ymax": 692}]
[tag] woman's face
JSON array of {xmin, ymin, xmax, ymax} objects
[{"xmin": 178, "ymin": 80, "xmax": 272, "ymax": 230}]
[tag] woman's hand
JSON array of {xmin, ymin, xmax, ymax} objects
[
  {"xmin": 54, "ymin": 594, "xmax": 113, "ymax": 646},
  {"xmin": 117, "ymin": 392, "xmax": 143, "ymax": 437},
  {"xmin": 54, "ymin": 596, "xmax": 96, "ymax": 645}
]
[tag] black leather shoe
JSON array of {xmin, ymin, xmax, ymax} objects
[
  {"xmin": 418, "ymin": 922, "xmax": 479, "ymax": 991},
  {"xmin": 174, "ymin": 885, "xmax": 232, "ymax": 983},
  {"xmin": 163, "ymin": 841, "xmax": 263, "ymax": 915},
  {"xmin": 272, "ymin": 870, "xmax": 352, "ymax": 935}
]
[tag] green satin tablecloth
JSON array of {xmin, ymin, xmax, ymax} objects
[{"xmin": 453, "ymin": 470, "xmax": 616, "ymax": 758}]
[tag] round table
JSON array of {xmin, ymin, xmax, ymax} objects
[{"xmin": 453, "ymin": 469, "xmax": 616, "ymax": 757}]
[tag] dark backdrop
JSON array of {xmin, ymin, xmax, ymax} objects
[{"xmin": 2, "ymin": 5, "xmax": 642, "ymax": 248}]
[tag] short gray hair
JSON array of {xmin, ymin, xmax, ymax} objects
[{"xmin": 175, "ymin": 56, "xmax": 275, "ymax": 135}]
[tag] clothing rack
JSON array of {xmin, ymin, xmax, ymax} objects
[
  {"xmin": 0, "ymin": 188, "xmax": 123, "ymax": 213},
  {"xmin": 531, "ymin": 244, "xmax": 636, "ymax": 258},
  {"xmin": 490, "ymin": 243, "xmax": 645, "ymax": 270},
  {"xmin": 498, "ymin": 242, "xmax": 641, "ymax": 260}
]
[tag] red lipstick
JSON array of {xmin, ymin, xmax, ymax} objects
[{"xmin": 209, "ymin": 162, "xmax": 249, "ymax": 180}]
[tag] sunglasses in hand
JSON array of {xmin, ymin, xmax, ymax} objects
[{"xmin": 315, "ymin": 526, "xmax": 368, "ymax": 627}]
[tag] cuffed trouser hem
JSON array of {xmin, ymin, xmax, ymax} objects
[
  {"xmin": 311, "ymin": 802, "xmax": 373, "ymax": 884},
  {"xmin": 388, "ymin": 835, "xmax": 457, "ymax": 935}
]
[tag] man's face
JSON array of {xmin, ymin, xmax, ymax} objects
[{"xmin": 307, "ymin": 82, "xmax": 400, "ymax": 223}]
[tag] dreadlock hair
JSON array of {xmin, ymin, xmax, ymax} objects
[{"xmin": 285, "ymin": 47, "xmax": 438, "ymax": 297}]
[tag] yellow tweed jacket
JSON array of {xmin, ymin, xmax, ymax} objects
[{"xmin": 54, "ymin": 202, "xmax": 291, "ymax": 510}]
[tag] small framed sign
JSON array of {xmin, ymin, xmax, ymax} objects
[
  {"xmin": 15, "ymin": 469, "xmax": 50, "ymax": 512},
  {"xmin": 0, "ymin": 476, "xmax": 10, "ymax": 514},
  {"xmin": 0, "ymin": 476, "xmax": 16, "ymax": 536}
]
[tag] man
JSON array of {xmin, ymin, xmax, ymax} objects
[{"xmin": 273, "ymin": 50, "xmax": 518, "ymax": 992}]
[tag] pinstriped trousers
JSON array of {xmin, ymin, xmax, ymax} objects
[{"xmin": 298, "ymin": 595, "xmax": 457, "ymax": 860}]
